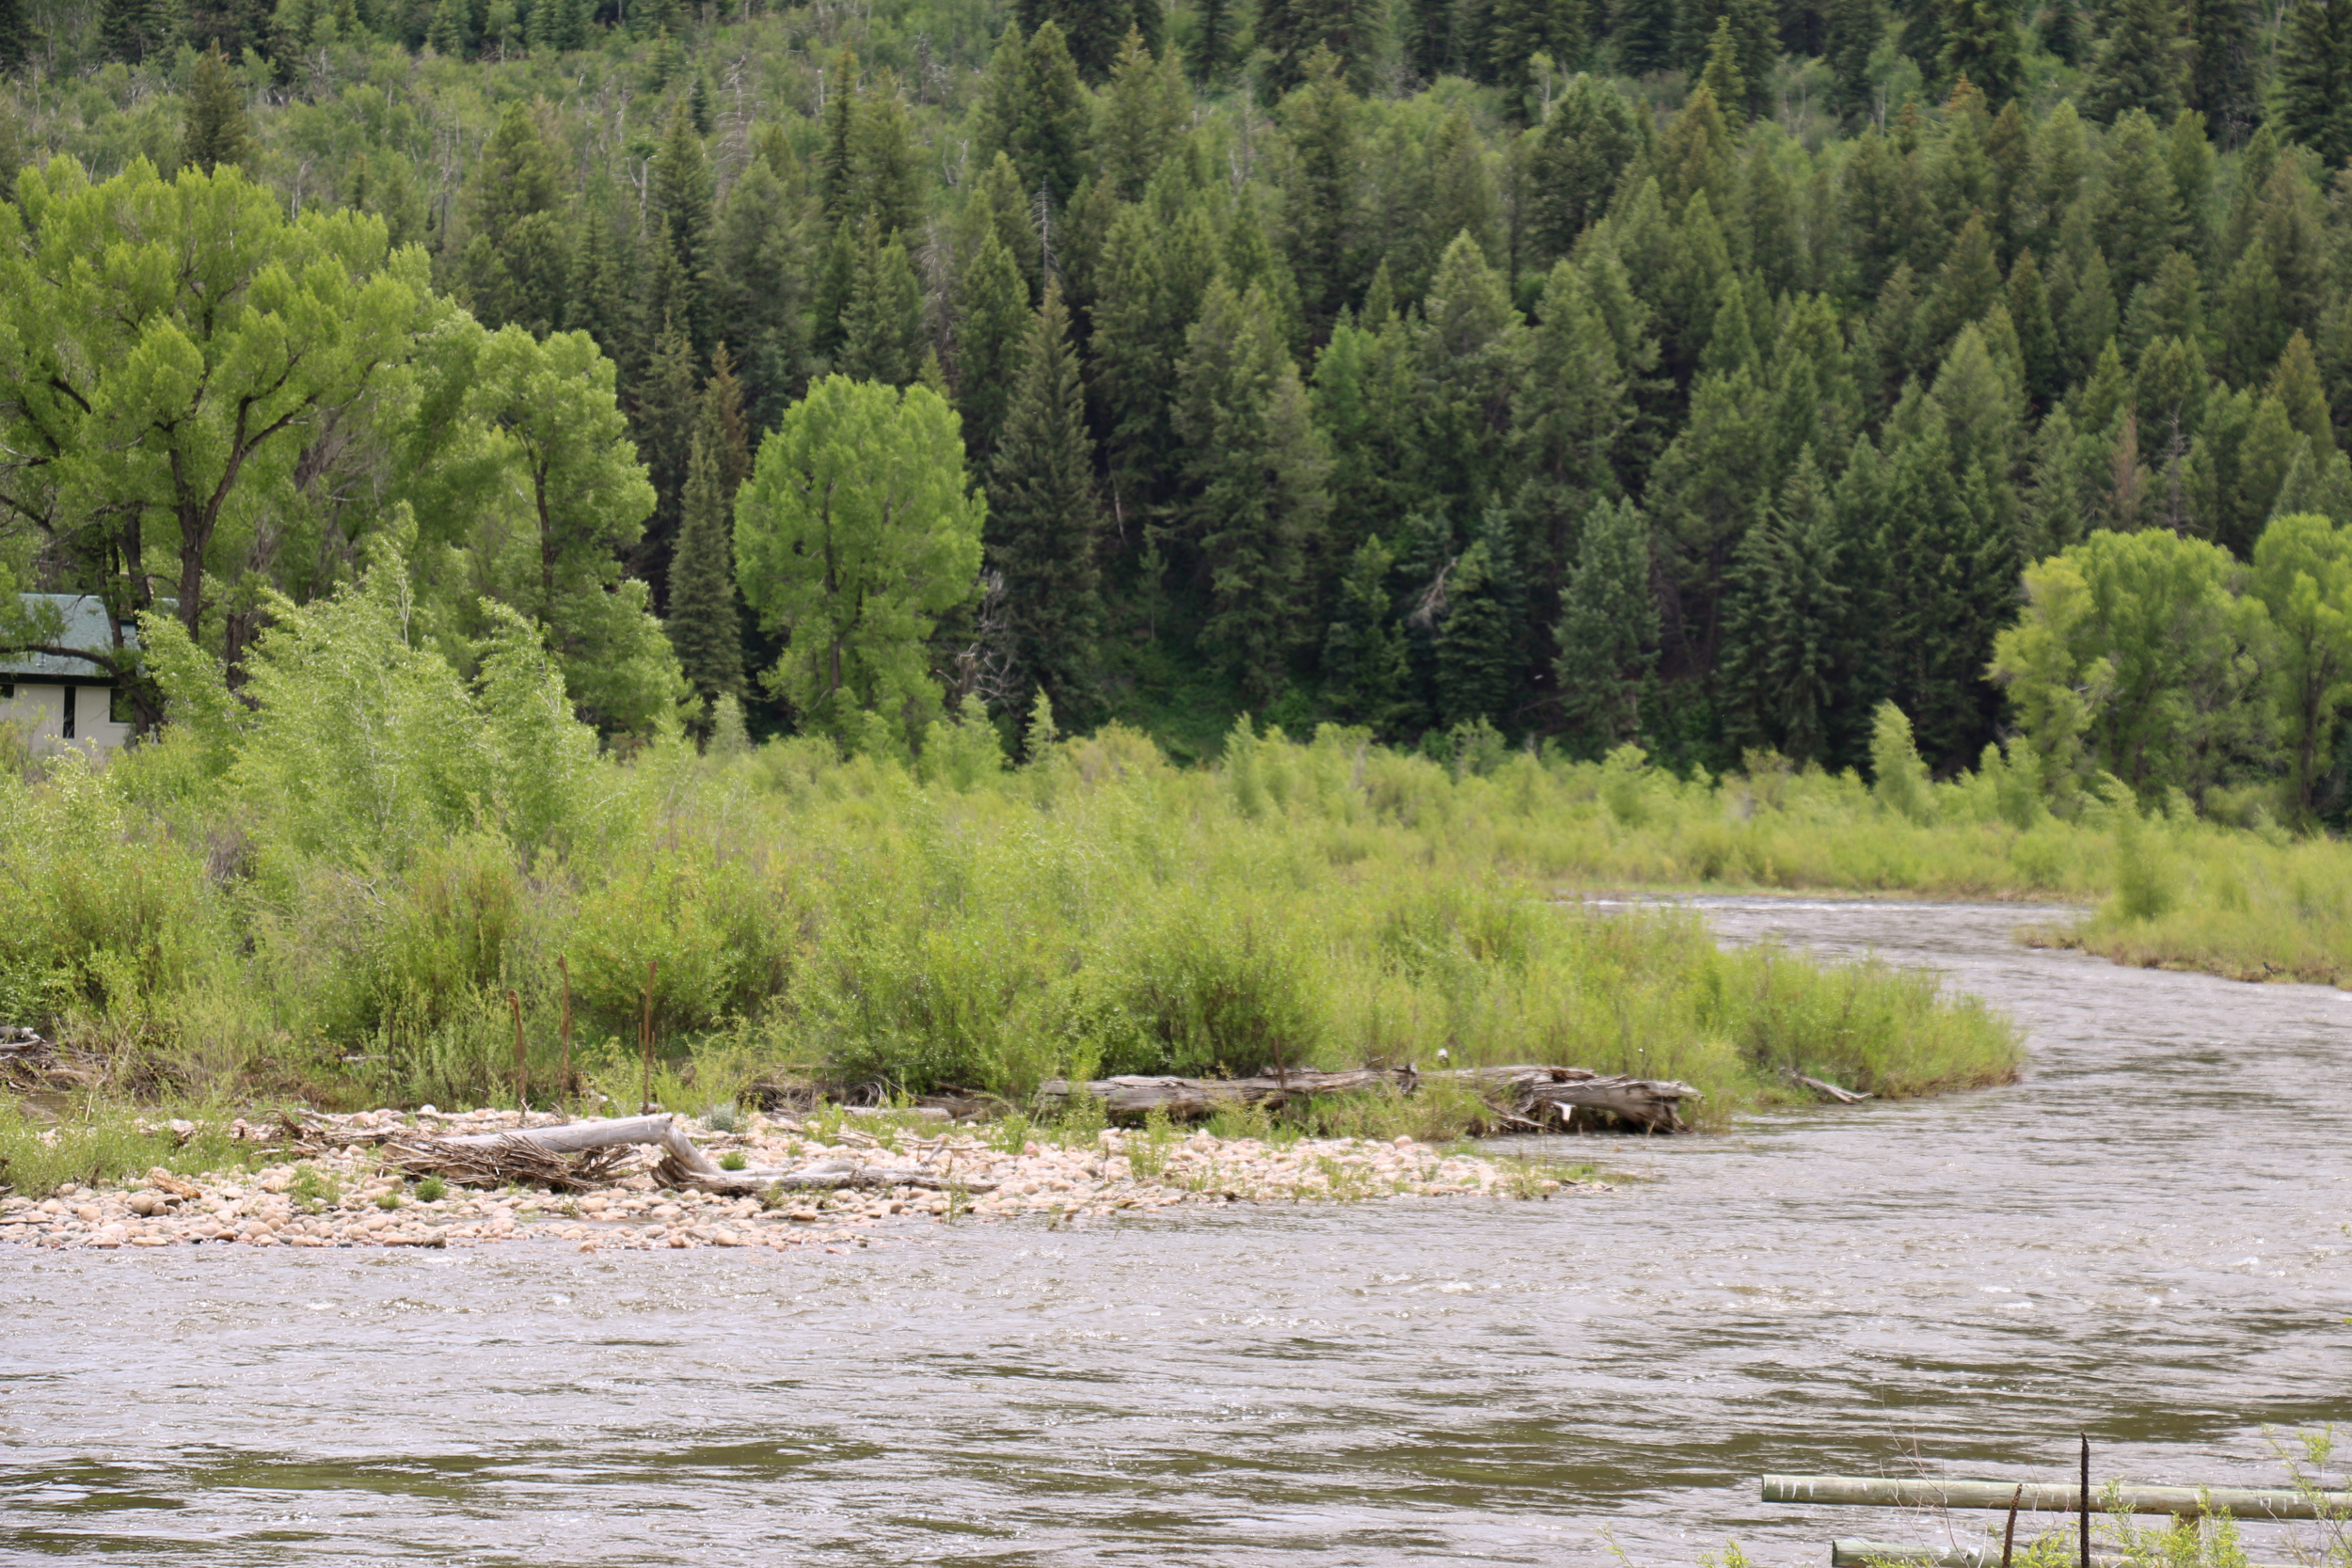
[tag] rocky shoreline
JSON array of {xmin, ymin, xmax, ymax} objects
[{"xmin": 0, "ymin": 1107, "xmax": 1604, "ymax": 1252}]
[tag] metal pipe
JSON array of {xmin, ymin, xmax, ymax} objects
[{"xmin": 1764, "ymin": 1476, "xmax": 2349, "ymax": 1520}]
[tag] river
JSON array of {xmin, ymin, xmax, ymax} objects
[{"xmin": 3, "ymin": 899, "xmax": 2347, "ymax": 1565}]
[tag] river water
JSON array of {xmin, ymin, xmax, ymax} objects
[{"xmin": 3, "ymin": 899, "xmax": 2347, "ymax": 1566}]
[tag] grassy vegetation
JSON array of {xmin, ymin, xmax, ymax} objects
[{"xmin": 0, "ymin": 686, "xmax": 2030, "ymax": 1136}]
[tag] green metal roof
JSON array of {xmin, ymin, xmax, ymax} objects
[{"xmin": 0, "ymin": 594, "xmax": 141, "ymax": 683}]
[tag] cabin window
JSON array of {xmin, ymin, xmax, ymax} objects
[
  {"xmin": 109, "ymin": 686, "xmax": 135, "ymax": 725},
  {"xmin": 61, "ymin": 686, "xmax": 74, "ymax": 739},
  {"xmin": 0, "ymin": 683, "xmax": 11, "ymax": 699}
]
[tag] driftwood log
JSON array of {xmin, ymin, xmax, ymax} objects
[
  {"xmin": 1035, "ymin": 1064, "xmax": 1701, "ymax": 1132},
  {"xmin": 379, "ymin": 1113, "xmax": 996, "ymax": 1196}
]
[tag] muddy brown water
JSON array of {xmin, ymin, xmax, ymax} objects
[{"xmin": 3, "ymin": 898, "xmax": 2347, "ymax": 1565}]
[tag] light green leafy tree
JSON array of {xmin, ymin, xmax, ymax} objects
[
  {"xmin": 734, "ymin": 376, "xmax": 985, "ymax": 753},
  {"xmin": 0, "ymin": 157, "xmax": 429, "ymax": 688},
  {"xmin": 1989, "ymin": 529, "xmax": 2268, "ymax": 813},
  {"xmin": 400, "ymin": 318, "xmax": 681, "ymax": 735},
  {"xmin": 2249, "ymin": 512, "xmax": 2352, "ymax": 823}
]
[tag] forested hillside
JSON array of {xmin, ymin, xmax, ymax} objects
[{"xmin": 6, "ymin": 0, "xmax": 2352, "ymax": 806}]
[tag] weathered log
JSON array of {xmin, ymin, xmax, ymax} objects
[
  {"xmin": 1034, "ymin": 1063, "xmax": 1700, "ymax": 1132},
  {"xmin": 660, "ymin": 1156, "xmax": 998, "ymax": 1196},
  {"xmin": 1767, "ymin": 1476, "xmax": 2351, "ymax": 1521},
  {"xmin": 1788, "ymin": 1070, "xmax": 1872, "ymax": 1103},
  {"xmin": 1831, "ymin": 1543, "xmax": 2291, "ymax": 1568}
]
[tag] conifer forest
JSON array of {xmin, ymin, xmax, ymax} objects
[{"xmin": 7, "ymin": 0, "xmax": 2352, "ymax": 816}]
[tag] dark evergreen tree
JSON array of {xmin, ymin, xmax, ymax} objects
[
  {"xmin": 839, "ymin": 216, "xmax": 927, "ymax": 386},
  {"xmin": 1405, "ymin": 0, "xmax": 1455, "ymax": 76},
  {"xmin": 1283, "ymin": 51, "xmax": 1363, "ymax": 336},
  {"xmin": 1018, "ymin": 0, "xmax": 1134, "ymax": 79},
  {"xmin": 1323, "ymin": 535, "xmax": 1413, "ymax": 734},
  {"xmin": 0, "ymin": 0, "xmax": 37, "ymax": 71},
  {"xmin": 1097, "ymin": 29, "xmax": 1189, "ymax": 199},
  {"xmin": 1486, "ymin": 0, "xmax": 1592, "ymax": 121},
  {"xmin": 650, "ymin": 99, "xmax": 717, "ymax": 354},
  {"xmin": 1526, "ymin": 74, "xmax": 1642, "ymax": 259},
  {"xmin": 1613, "ymin": 0, "xmax": 1679, "ymax": 71},
  {"xmin": 181, "ymin": 47, "xmax": 251, "ymax": 175},
  {"xmin": 1259, "ymin": 0, "xmax": 1384, "ymax": 96},
  {"xmin": 633, "ymin": 321, "xmax": 701, "ymax": 607},
  {"xmin": 1719, "ymin": 449, "xmax": 1849, "ymax": 763},
  {"xmin": 1820, "ymin": 0, "xmax": 1880, "ymax": 114},
  {"xmin": 708, "ymin": 153, "xmax": 810, "ymax": 433},
  {"xmin": 1173, "ymin": 280, "xmax": 1333, "ymax": 702},
  {"xmin": 457, "ymin": 102, "xmax": 571, "ymax": 336},
  {"xmin": 567, "ymin": 191, "xmax": 646, "ymax": 390},
  {"xmin": 2280, "ymin": 0, "xmax": 2352, "ymax": 170},
  {"xmin": 1554, "ymin": 496, "xmax": 1658, "ymax": 750},
  {"xmin": 668, "ymin": 429, "xmax": 745, "ymax": 711},
  {"xmin": 2042, "ymin": 0, "xmax": 2087, "ymax": 63},
  {"xmin": 1938, "ymin": 0, "xmax": 2024, "ymax": 102},
  {"xmin": 989, "ymin": 285, "xmax": 1104, "ymax": 721},
  {"xmin": 1196, "ymin": 0, "xmax": 1238, "ymax": 81},
  {"xmin": 2184, "ymin": 0, "xmax": 2258, "ymax": 146},
  {"xmin": 952, "ymin": 230, "xmax": 1031, "ymax": 465},
  {"xmin": 1433, "ymin": 518, "xmax": 1526, "ymax": 729},
  {"xmin": 2087, "ymin": 0, "xmax": 2187, "ymax": 125},
  {"xmin": 1003, "ymin": 21, "xmax": 1090, "ymax": 208}
]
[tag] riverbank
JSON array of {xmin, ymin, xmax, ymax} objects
[{"xmin": 0, "ymin": 1107, "xmax": 1605, "ymax": 1250}]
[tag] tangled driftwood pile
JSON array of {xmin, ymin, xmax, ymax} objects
[{"xmin": 1036, "ymin": 1063, "xmax": 1704, "ymax": 1132}]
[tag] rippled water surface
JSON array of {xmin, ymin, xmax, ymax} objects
[{"xmin": 4, "ymin": 899, "xmax": 2348, "ymax": 1565}]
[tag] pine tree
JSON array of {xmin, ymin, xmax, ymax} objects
[
  {"xmin": 1526, "ymin": 74, "xmax": 1642, "ymax": 260},
  {"xmin": 634, "ymin": 321, "xmax": 702, "ymax": 607},
  {"xmin": 1938, "ymin": 0, "xmax": 2024, "ymax": 103},
  {"xmin": 1554, "ymin": 496, "xmax": 1658, "ymax": 751},
  {"xmin": 1019, "ymin": 0, "xmax": 1135, "ymax": 79},
  {"xmin": 1196, "ymin": 0, "xmax": 1237, "ymax": 81},
  {"xmin": 1173, "ymin": 280, "xmax": 1333, "ymax": 702},
  {"xmin": 1820, "ymin": 0, "xmax": 1880, "ymax": 116},
  {"xmin": 2280, "ymin": 0, "xmax": 2352, "ymax": 170},
  {"xmin": 101, "ymin": 0, "xmax": 178, "ymax": 62},
  {"xmin": 1323, "ymin": 535, "xmax": 1412, "ymax": 734},
  {"xmin": 1004, "ymin": 21, "xmax": 1089, "ymax": 208},
  {"xmin": 840, "ymin": 215, "xmax": 927, "ymax": 386},
  {"xmin": 0, "ymin": 0, "xmax": 34, "ymax": 72},
  {"xmin": 426, "ymin": 0, "xmax": 471, "ymax": 55},
  {"xmin": 1097, "ymin": 29, "xmax": 1188, "ymax": 199},
  {"xmin": 1259, "ymin": 0, "xmax": 1384, "ymax": 97},
  {"xmin": 1434, "ymin": 526, "xmax": 1525, "ymax": 729},
  {"xmin": 1283, "ymin": 50, "xmax": 1363, "ymax": 336},
  {"xmin": 1720, "ymin": 450, "xmax": 1850, "ymax": 763},
  {"xmin": 2009, "ymin": 248, "xmax": 2061, "ymax": 408},
  {"xmin": 567, "ymin": 192, "xmax": 646, "ymax": 390},
  {"xmin": 667, "ymin": 431, "xmax": 745, "ymax": 708},
  {"xmin": 2184, "ymin": 0, "xmax": 2258, "ymax": 145},
  {"xmin": 2087, "ymin": 0, "xmax": 2187, "ymax": 125},
  {"xmin": 457, "ymin": 102, "xmax": 572, "ymax": 335},
  {"xmin": 650, "ymin": 99, "xmax": 716, "ymax": 354},
  {"xmin": 988, "ymin": 285, "xmax": 1103, "ymax": 720},
  {"xmin": 708, "ymin": 153, "xmax": 810, "ymax": 433},
  {"xmin": 180, "ymin": 47, "xmax": 251, "ymax": 175},
  {"xmin": 1486, "ymin": 0, "xmax": 1590, "ymax": 122},
  {"xmin": 952, "ymin": 230, "xmax": 1032, "ymax": 465},
  {"xmin": 1613, "ymin": 0, "xmax": 1678, "ymax": 72}
]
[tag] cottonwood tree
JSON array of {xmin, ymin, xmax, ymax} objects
[
  {"xmin": 734, "ymin": 376, "xmax": 985, "ymax": 753},
  {"xmin": 399, "ymin": 320, "xmax": 679, "ymax": 734},
  {"xmin": 0, "ymin": 158, "xmax": 428, "ymax": 688}
]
